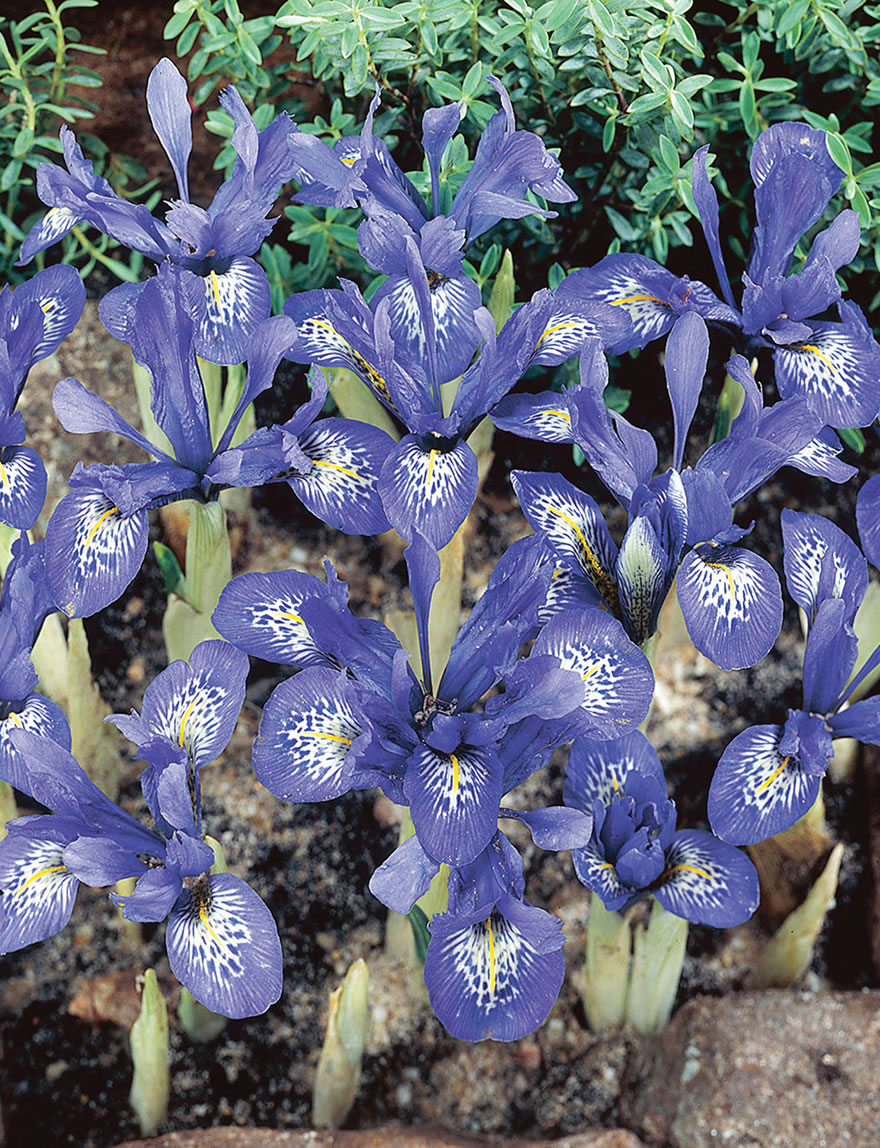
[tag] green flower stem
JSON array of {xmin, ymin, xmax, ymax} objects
[
  {"xmin": 129, "ymin": 969, "xmax": 169, "ymax": 1138},
  {"xmin": 625, "ymin": 900, "xmax": 688, "ymax": 1035},
  {"xmin": 582, "ymin": 894, "xmax": 633, "ymax": 1031},
  {"xmin": 0, "ymin": 781, "xmax": 17, "ymax": 840},
  {"xmin": 66, "ymin": 618, "xmax": 118, "ymax": 799},
  {"xmin": 583, "ymin": 895, "xmax": 688, "ymax": 1035},
  {"xmin": 752, "ymin": 841, "xmax": 844, "ymax": 988},
  {"xmin": 162, "ymin": 499, "xmax": 231, "ymax": 663},
  {"xmin": 112, "ymin": 875, "xmax": 142, "ymax": 949}
]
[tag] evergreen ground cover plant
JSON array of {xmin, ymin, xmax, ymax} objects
[{"xmin": 0, "ymin": 6, "xmax": 879, "ymax": 1139}]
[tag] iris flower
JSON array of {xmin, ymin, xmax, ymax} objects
[
  {"xmin": 44, "ymin": 261, "xmax": 393, "ymax": 618},
  {"xmin": 0, "ymin": 642, "xmax": 283, "ymax": 1018},
  {"xmin": 0, "ymin": 266, "xmax": 85, "ymax": 528},
  {"xmin": 709, "ymin": 485, "xmax": 880, "ymax": 843},
  {"xmin": 565, "ymin": 731, "xmax": 759, "ymax": 925},
  {"xmin": 19, "ymin": 58, "xmax": 303, "ymax": 364}
]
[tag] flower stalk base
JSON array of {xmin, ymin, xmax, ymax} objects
[{"xmin": 583, "ymin": 895, "xmax": 688, "ymax": 1035}]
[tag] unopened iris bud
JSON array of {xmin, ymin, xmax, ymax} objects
[
  {"xmin": 129, "ymin": 968, "xmax": 169, "ymax": 1138},
  {"xmin": 312, "ymin": 958, "xmax": 370, "ymax": 1129}
]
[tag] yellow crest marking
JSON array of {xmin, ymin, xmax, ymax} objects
[
  {"xmin": 83, "ymin": 505, "xmax": 121, "ymax": 551},
  {"xmin": 178, "ymin": 698, "xmax": 199, "ymax": 747},
  {"xmin": 544, "ymin": 503, "xmax": 618, "ymax": 607},
  {"xmin": 450, "ymin": 752, "xmax": 460, "ymax": 798},
  {"xmin": 15, "ymin": 864, "xmax": 67, "ymax": 895},
  {"xmin": 663, "ymin": 863, "xmax": 713, "ymax": 881},
  {"xmin": 757, "ymin": 756, "xmax": 791, "ymax": 793},
  {"xmin": 799, "ymin": 343, "xmax": 837, "ymax": 374},
  {"xmin": 610, "ymin": 294, "xmax": 667, "ymax": 306}
]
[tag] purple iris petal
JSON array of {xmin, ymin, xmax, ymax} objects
[
  {"xmin": 748, "ymin": 122, "xmax": 844, "ymax": 282},
  {"xmin": 212, "ymin": 568, "xmax": 348, "ymax": 666},
  {"xmin": 0, "ymin": 446, "xmax": 47, "ymax": 531},
  {"xmin": 45, "ymin": 479, "xmax": 150, "ymax": 620},
  {"xmin": 499, "ymin": 806, "xmax": 593, "ymax": 851},
  {"xmin": 146, "ymin": 57, "xmax": 192, "ymax": 202},
  {"xmin": 165, "ymin": 872, "xmax": 283, "ymax": 1018},
  {"xmin": 829, "ymin": 697, "xmax": 880, "ymax": 745},
  {"xmin": 665, "ymin": 311, "xmax": 709, "ymax": 472},
  {"xmin": 111, "ymin": 640, "xmax": 249, "ymax": 772},
  {"xmin": 772, "ymin": 302, "xmax": 880, "ymax": 429},
  {"xmin": 653, "ymin": 830, "xmax": 759, "ymax": 927},
  {"xmin": 0, "ymin": 818, "xmax": 81, "ymax": 952},
  {"xmin": 691, "ymin": 144, "xmax": 737, "ymax": 311},
  {"xmin": 708, "ymin": 723, "xmax": 821, "ymax": 844},
  {"xmin": 781, "ymin": 507, "xmax": 867, "ymax": 627},
  {"xmin": 512, "ymin": 470, "xmax": 619, "ymax": 609},
  {"xmin": 424, "ymin": 892, "xmax": 565, "ymax": 1042},
  {"xmin": 369, "ymin": 833, "xmax": 441, "ymax": 915},
  {"xmin": 857, "ymin": 475, "xmax": 880, "ymax": 570},
  {"xmin": 7, "ymin": 264, "xmax": 86, "ymax": 372},
  {"xmin": 114, "ymin": 865, "xmax": 182, "ymax": 924},
  {"xmin": 0, "ymin": 695, "xmax": 70, "ymax": 789},
  {"xmin": 379, "ymin": 434, "xmax": 478, "ymax": 550},
  {"xmin": 405, "ymin": 741, "xmax": 504, "ymax": 866},
  {"xmin": 676, "ymin": 542, "xmax": 782, "ymax": 670},
  {"xmin": 532, "ymin": 608, "xmax": 654, "ymax": 738},
  {"xmin": 285, "ymin": 416, "xmax": 394, "ymax": 535},
  {"xmin": 801, "ymin": 598, "xmax": 858, "ymax": 715},
  {"xmin": 252, "ymin": 667, "xmax": 376, "ymax": 802},
  {"xmin": 62, "ymin": 836, "xmax": 147, "ymax": 887}
]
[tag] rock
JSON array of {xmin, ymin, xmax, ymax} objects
[
  {"xmin": 68, "ymin": 969, "xmax": 178, "ymax": 1030},
  {"xmin": 111, "ymin": 1127, "xmax": 646, "ymax": 1147},
  {"xmin": 620, "ymin": 990, "xmax": 880, "ymax": 1146}
]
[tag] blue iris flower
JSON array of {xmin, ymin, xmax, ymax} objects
[
  {"xmin": 42, "ymin": 261, "xmax": 394, "ymax": 619},
  {"xmin": 0, "ymin": 641, "xmax": 283, "ymax": 1019},
  {"xmin": 564, "ymin": 730, "xmax": 759, "ymax": 926},
  {"xmin": 18, "ymin": 58, "xmax": 304, "ymax": 365},
  {"xmin": 709, "ymin": 483, "xmax": 880, "ymax": 844},
  {"xmin": 0, "ymin": 266, "xmax": 85, "ymax": 529}
]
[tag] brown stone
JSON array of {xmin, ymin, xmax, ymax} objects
[
  {"xmin": 620, "ymin": 990, "xmax": 880, "ymax": 1147},
  {"xmin": 111, "ymin": 1129, "xmax": 645, "ymax": 1148},
  {"xmin": 68, "ymin": 968, "xmax": 178, "ymax": 1030}
]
